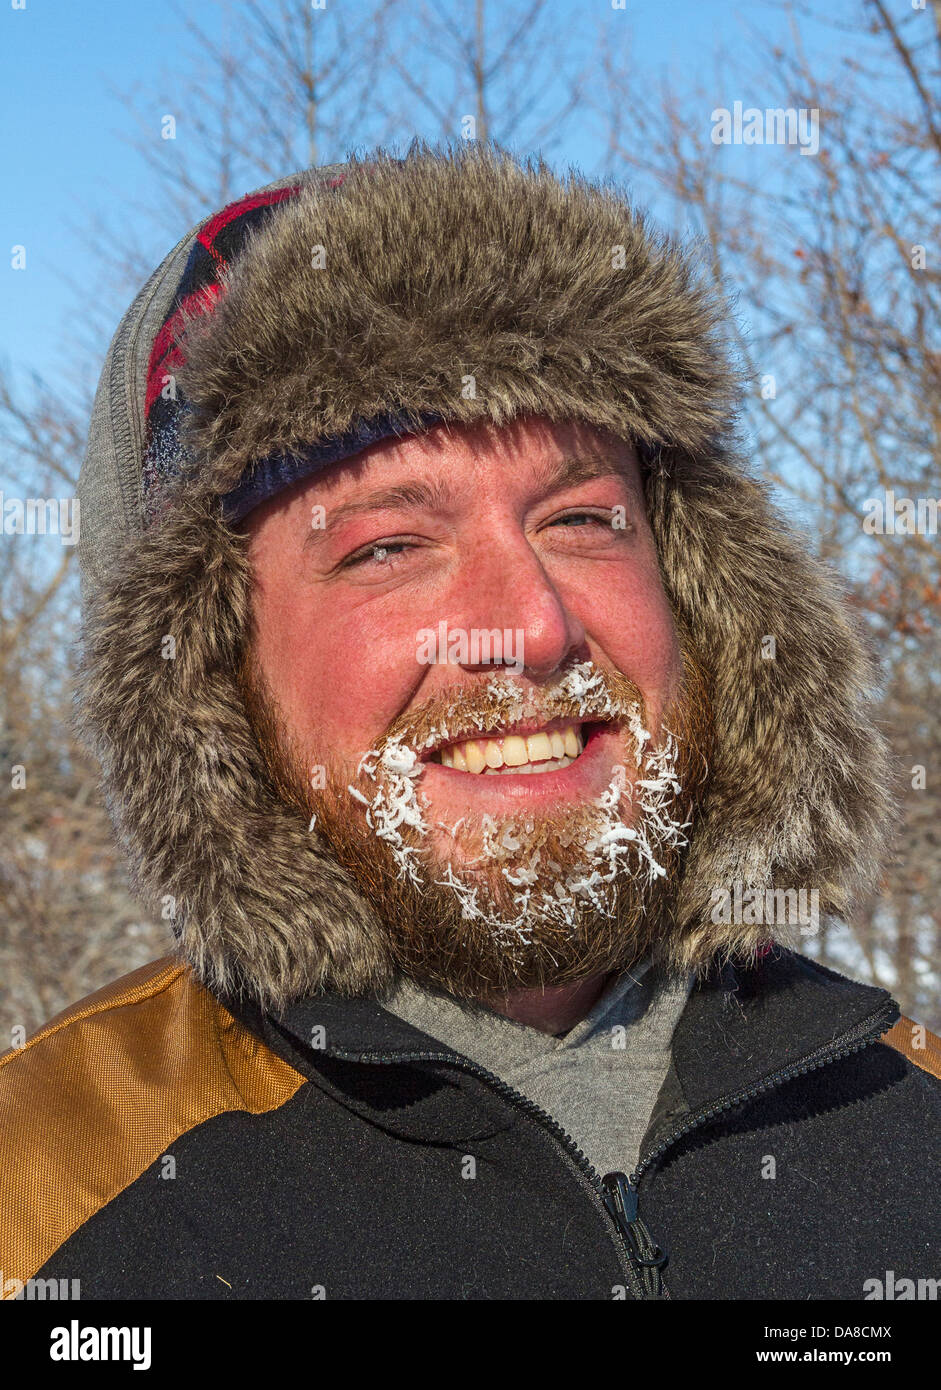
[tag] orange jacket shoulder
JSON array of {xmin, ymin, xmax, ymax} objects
[
  {"xmin": 0, "ymin": 956, "xmax": 304, "ymax": 1292},
  {"xmin": 882, "ymin": 1015, "xmax": 941, "ymax": 1081}
]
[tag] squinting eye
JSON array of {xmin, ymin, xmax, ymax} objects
[
  {"xmin": 551, "ymin": 510, "xmax": 615, "ymax": 528},
  {"xmin": 342, "ymin": 541, "xmax": 412, "ymax": 569}
]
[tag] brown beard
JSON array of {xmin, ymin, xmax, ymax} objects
[{"xmin": 237, "ymin": 641, "xmax": 713, "ymax": 1001}]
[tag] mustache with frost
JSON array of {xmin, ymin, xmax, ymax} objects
[
  {"xmin": 238, "ymin": 649, "xmax": 713, "ymax": 998},
  {"xmin": 351, "ymin": 663, "xmax": 685, "ymax": 889}
]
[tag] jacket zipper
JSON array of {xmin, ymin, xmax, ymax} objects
[
  {"xmin": 326, "ymin": 1045, "xmax": 655, "ymax": 1299},
  {"xmin": 627, "ymin": 1000, "xmax": 898, "ymax": 1194},
  {"xmin": 326, "ymin": 997, "xmax": 897, "ymax": 1300},
  {"xmin": 616, "ymin": 998, "xmax": 899, "ymax": 1294}
]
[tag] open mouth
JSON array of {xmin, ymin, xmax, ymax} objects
[{"xmin": 425, "ymin": 719, "xmax": 603, "ymax": 776}]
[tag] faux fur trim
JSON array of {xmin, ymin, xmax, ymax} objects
[
  {"xmin": 75, "ymin": 498, "xmax": 389, "ymax": 1004},
  {"xmin": 174, "ymin": 145, "xmax": 738, "ymax": 489},
  {"xmin": 75, "ymin": 144, "xmax": 894, "ymax": 1010}
]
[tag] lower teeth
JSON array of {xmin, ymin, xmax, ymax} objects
[{"xmin": 482, "ymin": 754, "xmax": 577, "ymax": 775}]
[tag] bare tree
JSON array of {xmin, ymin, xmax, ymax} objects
[
  {"xmin": 377, "ymin": 0, "xmax": 591, "ymax": 151},
  {"xmin": 594, "ymin": 0, "xmax": 941, "ymax": 1026},
  {"xmin": 0, "ymin": 381, "xmax": 170, "ymax": 1035}
]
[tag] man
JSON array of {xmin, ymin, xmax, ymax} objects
[{"xmin": 1, "ymin": 145, "xmax": 938, "ymax": 1300}]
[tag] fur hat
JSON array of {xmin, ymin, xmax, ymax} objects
[{"xmin": 75, "ymin": 143, "xmax": 893, "ymax": 1009}]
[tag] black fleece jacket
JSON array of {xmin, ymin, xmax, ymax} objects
[{"xmin": 33, "ymin": 948, "xmax": 941, "ymax": 1300}]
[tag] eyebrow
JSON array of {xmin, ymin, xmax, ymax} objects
[
  {"xmin": 303, "ymin": 449, "xmax": 633, "ymax": 549},
  {"xmin": 537, "ymin": 450, "xmax": 634, "ymax": 491}
]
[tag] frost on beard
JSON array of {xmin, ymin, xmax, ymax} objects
[
  {"xmin": 350, "ymin": 664, "xmax": 691, "ymax": 948},
  {"xmin": 351, "ymin": 739, "xmax": 428, "ymax": 886}
]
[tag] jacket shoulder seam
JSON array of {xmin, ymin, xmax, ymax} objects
[
  {"xmin": 0, "ymin": 963, "xmax": 305, "ymax": 1292},
  {"xmin": 882, "ymin": 1015, "xmax": 941, "ymax": 1081},
  {"xmin": 0, "ymin": 956, "xmax": 184, "ymax": 1077}
]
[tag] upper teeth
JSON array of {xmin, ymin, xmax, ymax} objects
[{"xmin": 437, "ymin": 725, "xmax": 583, "ymax": 774}]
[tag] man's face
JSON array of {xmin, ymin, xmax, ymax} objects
[{"xmin": 240, "ymin": 416, "xmax": 711, "ymax": 998}]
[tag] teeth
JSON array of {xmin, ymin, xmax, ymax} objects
[
  {"xmin": 483, "ymin": 755, "xmax": 576, "ymax": 775},
  {"xmin": 527, "ymin": 732, "xmax": 552, "ymax": 762},
  {"xmin": 465, "ymin": 741, "xmax": 486, "ymax": 774},
  {"xmin": 502, "ymin": 735, "xmax": 529, "ymax": 766},
  {"xmin": 434, "ymin": 724, "xmax": 585, "ymax": 774}
]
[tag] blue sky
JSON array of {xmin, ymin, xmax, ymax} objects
[{"xmin": 2, "ymin": 0, "xmax": 870, "ymax": 391}]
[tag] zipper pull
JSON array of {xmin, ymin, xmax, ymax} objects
[{"xmin": 601, "ymin": 1172, "xmax": 668, "ymax": 1280}]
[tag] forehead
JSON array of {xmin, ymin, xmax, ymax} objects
[{"xmin": 245, "ymin": 416, "xmax": 643, "ymax": 534}]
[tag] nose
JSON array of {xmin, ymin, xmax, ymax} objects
[{"xmin": 447, "ymin": 528, "xmax": 588, "ymax": 679}]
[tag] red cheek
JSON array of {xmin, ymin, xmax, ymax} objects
[
  {"xmin": 259, "ymin": 597, "xmax": 430, "ymax": 764},
  {"xmin": 556, "ymin": 556, "xmax": 681, "ymax": 703}
]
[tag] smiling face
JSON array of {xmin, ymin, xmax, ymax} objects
[{"xmin": 238, "ymin": 415, "xmax": 712, "ymax": 998}]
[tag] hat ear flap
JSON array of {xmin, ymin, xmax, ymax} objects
[
  {"xmin": 75, "ymin": 500, "xmax": 391, "ymax": 1011},
  {"xmin": 646, "ymin": 449, "xmax": 894, "ymax": 965}
]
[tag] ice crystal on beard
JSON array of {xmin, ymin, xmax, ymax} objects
[
  {"xmin": 432, "ymin": 727, "xmax": 690, "ymax": 947},
  {"xmin": 416, "ymin": 680, "xmax": 528, "ymax": 756},
  {"xmin": 350, "ymin": 659, "xmax": 689, "ymax": 946},
  {"xmin": 412, "ymin": 663, "xmax": 646, "ymax": 756},
  {"xmin": 353, "ymin": 736, "xmax": 429, "ymax": 886},
  {"xmin": 556, "ymin": 662, "xmax": 649, "ymax": 741},
  {"xmin": 629, "ymin": 731, "xmax": 690, "ymax": 877},
  {"xmin": 435, "ymin": 816, "xmax": 467, "ymax": 840}
]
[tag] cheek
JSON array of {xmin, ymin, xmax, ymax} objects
[
  {"xmin": 576, "ymin": 557, "xmax": 682, "ymax": 719},
  {"xmin": 252, "ymin": 581, "xmax": 427, "ymax": 762}
]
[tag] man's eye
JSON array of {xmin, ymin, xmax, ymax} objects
[
  {"xmin": 549, "ymin": 510, "xmax": 616, "ymax": 529},
  {"xmin": 341, "ymin": 541, "xmax": 412, "ymax": 569}
]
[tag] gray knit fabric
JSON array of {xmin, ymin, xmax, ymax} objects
[
  {"xmin": 76, "ymin": 171, "xmax": 340, "ymax": 617},
  {"xmin": 380, "ymin": 959, "xmax": 694, "ymax": 1178},
  {"xmin": 78, "ymin": 235, "xmax": 192, "ymax": 604}
]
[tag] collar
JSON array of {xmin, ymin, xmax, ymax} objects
[
  {"xmin": 374, "ymin": 958, "xmax": 667, "ymax": 1075},
  {"xmin": 219, "ymin": 947, "xmax": 898, "ymax": 1149}
]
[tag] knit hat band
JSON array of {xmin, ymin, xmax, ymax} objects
[{"xmin": 219, "ymin": 410, "xmax": 444, "ymax": 523}]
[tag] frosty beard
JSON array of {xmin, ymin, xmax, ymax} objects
[{"xmin": 238, "ymin": 650, "xmax": 712, "ymax": 1001}]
